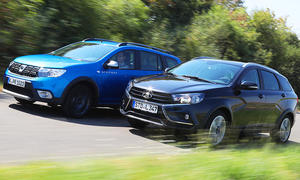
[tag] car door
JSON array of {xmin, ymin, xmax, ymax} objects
[
  {"xmin": 233, "ymin": 68, "xmax": 265, "ymax": 128},
  {"xmin": 259, "ymin": 70, "xmax": 283, "ymax": 128},
  {"xmin": 136, "ymin": 51, "xmax": 164, "ymax": 76},
  {"xmin": 98, "ymin": 50, "xmax": 141, "ymax": 104}
]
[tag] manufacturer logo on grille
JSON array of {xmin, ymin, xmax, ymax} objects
[
  {"xmin": 142, "ymin": 90, "xmax": 153, "ymax": 99},
  {"xmin": 18, "ymin": 65, "xmax": 27, "ymax": 73}
]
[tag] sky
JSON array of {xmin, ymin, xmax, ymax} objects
[{"xmin": 243, "ymin": 0, "xmax": 300, "ymax": 37}]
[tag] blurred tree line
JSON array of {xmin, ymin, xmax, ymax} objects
[{"xmin": 0, "ymin": 0, "xmax": 299, "ymax": 95}]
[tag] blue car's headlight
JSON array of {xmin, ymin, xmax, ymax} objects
[
  {"xmin": 38, "ymin": 68, "xmax": 66, "ymax": 77},
  {"xmin": 172, "ymin": 93, "xmax": 205, "ymax": 104}
]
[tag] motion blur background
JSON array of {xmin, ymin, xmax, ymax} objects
[{"xmin": 0, "ymin": 0, "xmax": 299, "ymax": 95}]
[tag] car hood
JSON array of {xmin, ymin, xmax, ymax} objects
[
  {"xmin": 14, "ymin": 54, "xmax": 91, "ymax": 68},
  {"xmin": 133, "ymin": 74, "xmax": 227, "ymax": 93}
]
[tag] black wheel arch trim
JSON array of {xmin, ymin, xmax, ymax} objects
[
  {"xmin": 204, "ymin": 104, "xmax": 233, "ymax": 128},
  {"xmin": 60, "ymin": 77, "xmax": 99, "ymax": 105},
  {"xmin": 276, "ymin": 108, "xmax": 296, "ymax": 127}
]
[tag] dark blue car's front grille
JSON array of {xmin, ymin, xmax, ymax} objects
[
  {"xmin": 8, "ymin": 62, "xmax": 40, "ymax": 77},
  {"xmin": 129, "ymin": 86, "xmax": 173, "ymax": 104}
]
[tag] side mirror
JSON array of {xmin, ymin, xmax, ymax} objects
[
  {"xmin": 240, "ymin": 81, "xmax": 258, "ymax": 90},
  {"xmin": 105, "ymin": 60, "xmax": 119, "ymax": 69}
]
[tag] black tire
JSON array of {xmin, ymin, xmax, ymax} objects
[
  {"xmin": 127, "ymin": 117, "xmax": 148, "ymax": 129},
  {"xmin": 15, "ymin": 97, "xmax": 35, "ymax": 105},
  {"xmin": 270, "ymin": 116, "xmax": 292, "ymax": 143},
  {"xmin": 205, "ymin": 110, "xmax": 231, "ymax": 146},
  {"xmin": 63, "ymin": 85, "xmax": 91, "ymax": 118}
]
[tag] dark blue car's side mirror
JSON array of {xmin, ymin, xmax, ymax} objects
[{"xmin": 240, "ymin": 81, "xmax": 258, "ymax": 90}]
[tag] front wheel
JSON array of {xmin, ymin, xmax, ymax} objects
[
  {"xmin": 270, "ymin": 116, "xmax": 292, "ymax": 143},
  {"xmin": 207, "ymin": 111, "xmax": 228, "ymax": 146},
  {"xmin": 63, "ymin": 85, "xmax": 91, "ymax": 118}
]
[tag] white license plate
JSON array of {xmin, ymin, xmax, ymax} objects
[
  {"xmin": 132, "ymin": 100, "xmax": 158, "ymax": 114},
  {"xmin": 8, "ymin": 77, "xmax": 26, "ymax": 88}
]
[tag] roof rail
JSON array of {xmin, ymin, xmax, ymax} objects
[
  {"xmin": 119, "ymin": 42, "xmax": 171, "ymax": 54},
  {"xmin": 83, "ymin": 38, "xmax": 118, "ymax": 43}
]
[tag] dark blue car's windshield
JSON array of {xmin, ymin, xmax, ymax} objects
[
  {"xmin": 50, "ymin": 42, "xmax": 116, "ymax": 62},
  {"xmin": 169, "ymin": 60, "xmax": 242, "ymax": 84}
]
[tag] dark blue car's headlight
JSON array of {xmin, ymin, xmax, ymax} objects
[
  {"xmin": 172, "ymin": 93, "xmax": 205, "ymax": 104},
  {"xmin": 38, "ymin": 68, "xmax": 66, "ymax": 77},
  {"xmin": 126, "ymin": 81, "xmax": 133, "ymax": 93}
]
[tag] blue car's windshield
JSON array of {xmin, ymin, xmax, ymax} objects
[
  {"xmin": 50, "ymin": 42, "xmax": 116, "ymax": 62},
  {"xmin": 168, "ymin": 59, "xmax": 242, "ymax": 84}
]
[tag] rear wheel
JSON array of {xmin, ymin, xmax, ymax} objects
[
  {"xmin": 270, "ymin": 116, "xmax": 292, "ymax": 143},
  {"xmin": 15, "ymin": 97, "xmax": 35, "ymax": 105},
  {"xmin": 63, "ymin": 85, "xmax": 91, "ymax": 118},
  {"xmin": 127, "ymin": 118, "xmax": 148, "ymax": 129}
]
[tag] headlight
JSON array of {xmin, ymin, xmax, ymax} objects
[
  {"xmin": 8, "ymin": 61, "xmax": 14, "ymax": 68},
  {"xmin": 38, "ymin": 68, "xmax": 66, "ymax": 77},
  {"xmin": 172, "ymin": 93, "xmax": 205, "ymax": 104},
  {"xmin": 126, "ymin": 80, "xmax": 133, "ymax": 93}
]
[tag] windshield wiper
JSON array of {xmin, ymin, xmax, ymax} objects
[{"xmin": 181, "ymin": 75, "xmax": 216, "ymax": 84}]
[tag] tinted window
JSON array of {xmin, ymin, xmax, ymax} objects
[
  {"xmin": 165, "ymin": 57, "xmax": 178, "ymax": 68},
  {"xmin": 240, "ymin": 69, "xmax": 260, "ymax": 89},
  {"xmin": 50, "ymin": 42, "xmax": 116, "ymax": 62},
  {"xmin": 140, "ymin": 51, "xmax": 162, "ymax": 71},
  {"xmin": 110, "ymin": 51, "xmax": 135, "ymax": 70},
  {"xmin": 277, "ymin": 75, "xmax": 292, "ymax": 91},
  {"xmin": 261, "ymin": 70, "xmax": 279, "ymax": 90},
  {"xmin": 169, "ymin": 60, "xmax": 241, "ymax": 84}
]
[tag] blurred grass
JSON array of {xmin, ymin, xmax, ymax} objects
[{"xmin": 0, "ymin": 144, "xmax": 299, "ymax": 180}]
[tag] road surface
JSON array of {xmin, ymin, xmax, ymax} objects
[{"xmin": 0, "ymin": 92, "xmax": 299, "ymax": 164}]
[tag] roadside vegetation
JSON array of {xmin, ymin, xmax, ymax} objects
[
  {"xmin": 0, "ymin": 0, "xmax": 300, "ymax": 96},
  {"xmin": 0, "ymin": 144, "xmax": 299, "ymax": 180}
]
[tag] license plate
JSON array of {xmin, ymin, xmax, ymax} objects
[
  {"xmin": 8, "ymin": 77, "xmax": 26, "ymax": 88},
  {"xmin": 132, "ymin": 100, "xmax": 158, "ymax": 114}
]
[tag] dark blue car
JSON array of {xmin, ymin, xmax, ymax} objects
[{"xmin": 3, "ymin": 38, "xmax": 181, "ymax": 117}]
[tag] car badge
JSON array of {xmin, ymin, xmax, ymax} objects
[
  {"xmin": 19, "ymin": 65, "xmax": 27, "ymax": 72},
  {"xmin": 142, "ymin": 90, "xmax": 153, "ymax": 99}
]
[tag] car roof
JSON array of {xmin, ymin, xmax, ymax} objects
[
  {"xmin": 192, "ymin": 57, "xmax": 280, "ymax": 75},
  {"xmin": 82, "ymin": 38, "xmax": 177, "ymax": 59}
]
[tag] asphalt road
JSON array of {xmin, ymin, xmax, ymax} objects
[{"xmin": 0, "ymin": 92, "xmax": 299, "ymax": 164}]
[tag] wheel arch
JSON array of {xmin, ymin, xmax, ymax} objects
[
  {"xmin": 277, "ymin": 109, "xmax": 295, "ymax": 127},
  {"xmin": 205, "ymin": 105, "xmax": 233, "ymax": 128},
  {"xmin": 61, "ymin": 77, "xmax": 99, "ymax": 105}
]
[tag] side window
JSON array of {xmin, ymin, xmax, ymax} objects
[
  {"xmin": 139, "ymin": 51, "xmax": 162, "ymax": 71},
  {"xmin": 165, "ymin": 57, "xmax": 178, "ymax": 68},
  {"xmin": 240, "ymin": 69, "xmax": 260, "ymax": 89},
  {"xmin": 277, "ymin": 75, "xmax": 292, "ymax": 91},
  {"xmin": 109, "ymin": 50, "xmax": 135, "ymax": 70},
  {"xmin": 261, "ymin": 70, "xmax": 280, "ymax": 91}
]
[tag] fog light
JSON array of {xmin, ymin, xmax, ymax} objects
[
  {"xmin": 184, "ymin": 114, "xmax": 190, "ymax": 120},
  {"xmin": 37, "ymin": 90, "xmax": 53, "ymax": 99}
]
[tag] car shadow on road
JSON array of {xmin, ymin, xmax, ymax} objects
[
  {"xmin": 130, "ymin": 127, "xmax": 300, "ymax": 150},
  {"xmin": 8, "ymin": 102, "xmax": 129, "ymax": 127}
]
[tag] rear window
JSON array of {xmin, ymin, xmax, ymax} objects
[
  {"xmin": 261, "ymin": 70, "xmax": 280, "ymax": 91},
  {"xmin": 277, "ymin": 75, "xmax": 293, "ymax": 91},
  {"xmin": 165, "ymin": 57, "xmax": 178, "ymax": 68},
  {"xmin": 139, "ymin": 51, "xmax": 162, "ymax": 71}
]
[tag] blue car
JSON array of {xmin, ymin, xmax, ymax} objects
[{"xmin": 3, "ymin": 38, "xmax": 181, "ymax": 117}]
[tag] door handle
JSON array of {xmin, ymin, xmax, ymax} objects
[
  {"xmin": 281, "ymin": 93, "xmax": 286, "ymax": 97},
  {"xmin": 258, "ymin": 94, "xmax": 264, "ymax": 99}
]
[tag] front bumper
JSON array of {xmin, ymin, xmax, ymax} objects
[
  {"xmin": 120, "ymin": 92, "xmax": 205, "ymax": 130},
  {"xmin": 2, "ymin": 71, "xmax": 67, "ymax": 104}
]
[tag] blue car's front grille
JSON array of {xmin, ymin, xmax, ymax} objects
[
  {"xmin": 130, "ymin": 86, "xmax": 173, "ymax": 104},
  {"xmin": 9, "ymin": 62, "xmax": 40, "ymax": 77}
]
